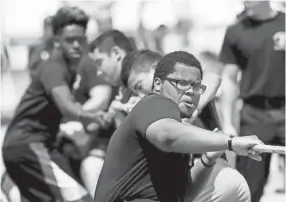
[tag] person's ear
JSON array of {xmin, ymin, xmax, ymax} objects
[
  {"xmin": 54, "ymin": 41, "xmax": 60, "ymax": 48},
  {"xmin": 111, "ymin": 46, "xmax": 124, "ymax": 62},
  {"xmin": 153, "ymin": 77, "xmax": 162, "ymax": 93},
  {"xmin": 53, "ymin": 35, "xmax": 60, "ymax": 48},
  {"xmin": 150, "ymin": 63, "xmax": 157, "ymax": 71}
]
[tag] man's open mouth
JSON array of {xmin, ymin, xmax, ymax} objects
[{"xmin": 182, "ymin": 102, "xmax": 194, "ymax": 108}]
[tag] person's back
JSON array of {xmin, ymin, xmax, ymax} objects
[{"xmin": 95, "ymin": 94, "xmax": 190, "ymax": 202}]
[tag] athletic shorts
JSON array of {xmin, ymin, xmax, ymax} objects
[{"xmin": 2, "ymin": 142, "xmax": 90, "ymax": 202}]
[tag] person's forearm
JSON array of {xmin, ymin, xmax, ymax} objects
[
  {"xmin": 186, "ymin": 159, "xmax": 216, "ymax": 200},
  {"xmin": 199, "ymin": 71, "xmax": 221, "ymax": 109},
  {"xmin": 62, "ymin": 102, "xmax": 100, "ymax": 124},
  {"xmin": 169, "ymin": 123, "xmax": 228, "ymax": 153},
  {"xmin": 220, "ymin": 76, "xmax": 239, "ymax": 126},
  {"xmin": 150, "ymin": 120, "xmax": 229, "ymax": 154},
  {"xmin": 82, "ymin": 97, "xmax": 109, "ymax": 112}
]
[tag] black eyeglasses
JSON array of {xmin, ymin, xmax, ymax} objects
[{"xmin": 164, "ymin": 77, "xmax": 206, "ymax": 95}]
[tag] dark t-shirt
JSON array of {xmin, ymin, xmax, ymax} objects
[
  {"xmin": 220, "ymin": 12, "xmax": 285, "ymax": 98},
  {"xmin": 95, "ymin": 94, "xmax": 190, "ymax": 202},
  {"xmin": 4, "ymin": 53, "xmax": 76, "ymax": 147},
  {"xmin": 28, "ymin": 37, "xmax": 56, "ymax": 77},
  {"xmin": 73, "ymin": 55, "xmax": 118, "ymax": 105},
  {"xmin": 71, "ymin": 56, "xmax": 118, "ymax": 150}
]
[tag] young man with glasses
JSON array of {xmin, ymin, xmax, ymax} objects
[
  {"xmin": 94, "ymin": 51, "xmax": 264, "ymax": 202},
  {"xmin": 118, "ymin": 49, "xmax": 257, "ymax": 202}
]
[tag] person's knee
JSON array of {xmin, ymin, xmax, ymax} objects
[
  {"xmin": 80, "ymin": 156, "xmax": 104, "ymax": 176},
  {"xmin": 8, "ymin": 186, "xmax": 21, "ymax": 202},
  {"xmin": 214, "ymin": 167, "xmax": 251, "ymax": 202}
]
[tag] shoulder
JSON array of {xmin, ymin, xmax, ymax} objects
[
  {"xmin": 38, "ymin": 54, "xmax": 66, "ymax": 77},
  {"xmin": 77, "ymin": 55, "xmax": 97, "ymax": 74},
  {"xmin": 134, "ymin": 93, "xmax": 179, "ymax": 112},
  {"xmin": 226, "ymin": 19, "xmax": 245, "ymax": 35},
  {"xmin": 275, "ymin": 12, "xmax": 285, "ymax": 23}
]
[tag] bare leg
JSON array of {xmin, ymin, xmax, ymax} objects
[{"xmin": 80, "ymin": 154, "xmax": 104, "ymax": 198}]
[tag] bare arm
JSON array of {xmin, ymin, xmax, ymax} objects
[
  {"xmin": 146, "ymin": 119, "xmax": 229, "ymax": 154},
  {"xmin": 189, "ymin": 71, "xmax": 221, "ymax": 123},
  {"xmin": 146, "ymin": 117, "xmax": 263, "ymax": 158},
  {"xmin": 199, "ymin": 71, "xmax": 221, "ymax": 110},
  {"xmin": 82, "ymin": 85, "xmax": 112, "ymax": 112},
  {"xmin": 51, "ymin": 85, "xmax": 105, "ymax": 126},
  {"xmin": 187, "ymin": 130, "xmax": 225, "ymax": 200},
  {"xmin": 220, "ymin": 64, "xmax": 240, "ymax": 133}
]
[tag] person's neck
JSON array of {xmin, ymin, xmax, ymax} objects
[
  {"xmin": 63, "ymin": 55, "xmax": 79, "ymax": 74},
  {"xmin": 250, "ymin": 8, "xmax": 278, "ymax": 21},
  {"xmin": 114, "ymin": 77, "xmax": 121, "ymax": 87}
]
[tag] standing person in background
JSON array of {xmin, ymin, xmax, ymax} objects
[
  {"xmin": 1, "ymin": 43, "xmax": 10, "ymax": 74},
  {"xmin": 219, "ymin": 1, "xmax": 285, "ymax": 201},
  {"xmin": 2, "ymin": 6, "xmax": 107, "ymax": 202}
]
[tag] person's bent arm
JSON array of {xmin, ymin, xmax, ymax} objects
[
  {"xmin": 82, "ymin": 85, "xmax": 112, "ymax": 112},
  {"xmin": 220, "ymin": 64, "xmax": 240, "ymax": 134},
  {"xmin": 51, "ymin": 85, "xmax": 105, "ymax": 126},
  {"xmin": 146, "ymin": 118, "xmax": 229, "ymax": 153},
  {"xmin": 187, "ymin": 150, "xmax": 224, "ymax": 200},
  {"xmin": 137, "ymin": 95, "xmax": 262, "ymax": 158},
  {"xmin": 146, "ymin": 118, "xmax": 263, "ymax": 159}
]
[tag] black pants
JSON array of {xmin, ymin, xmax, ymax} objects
[
  {"xmin": 3, "ymin": 142, "xmax": 92, "ymax": 202},
  {"xmin": 236, "ymin": 104, "xmax": 285, "ymax": 202}
]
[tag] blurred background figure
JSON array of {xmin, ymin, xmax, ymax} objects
[
  {"xmin": 152, "ymin": 24, "xmax": 168, "ymax": 55},
  {"xmin": 27, "ymin": 16, "xmax": 57, "ymax": 77},
  {"xmin": 219, "ymin": 1, "xmax": 285, "ymax": 202},
  {"xmin": 1, "ymin": 43, "xmax": 10, "ymax": 74}
]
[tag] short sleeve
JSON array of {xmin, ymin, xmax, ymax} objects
[
  {"xmin": 132, "ymin": 94, "xmax": 181, "ymax": 137},
  {"xmin": 39, "ymin": 61, "xmax": 68, "ymax": 94},
  {"xmin": 82, "ymin": 57, "xmax": 109, "ymax": 90},
  {"xmin": 219, "ymin": 27, "xmax": 239, "ymax": 65}
]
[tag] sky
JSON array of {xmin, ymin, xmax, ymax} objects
[
  {"xmin": 2, "ymin": 0, "xmax": 59, "ymax": 38},
  {"xmin": 1, "ymin": 0, "xmax": 243, "ymax": 38}
]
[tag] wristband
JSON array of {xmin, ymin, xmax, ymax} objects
[
  {"xmin": 201, "ymin": 154, "xmax": 215, "ymax": 168},
  {"xmin": 227, "ymin": 135, "xmax": 235, "ymax": 151}
]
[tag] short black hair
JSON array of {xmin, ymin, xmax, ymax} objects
[
  {"xmin": 52, "ymin": 6, "xmax": 89, "ymax": 35},
  {"xmin": 154, "ymin": 51, "xmax": 203, "ymax": 81},
  {"xmin": 89, "ymin": 30, "xmax": 136, "ymax": 55},
  {"xmin": 121, "ymin": 50, "xmax": 162, "ymax": 87}
]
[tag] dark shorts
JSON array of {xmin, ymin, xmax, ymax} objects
[{"xmin": 2, "ymin": 142, "xmax": 90, "ymax": 202}]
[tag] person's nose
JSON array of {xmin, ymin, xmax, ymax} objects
[
  {"xmin": 73, "ymin": 40, "xmax": 80, "ymax": 48},
  {"xmin": 184, "ymin": 86, "xmax": 195, "ymax": 96},
  {"xmin": 97, "ymin": 68, "xmax": 103, "ymax": 76}
]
